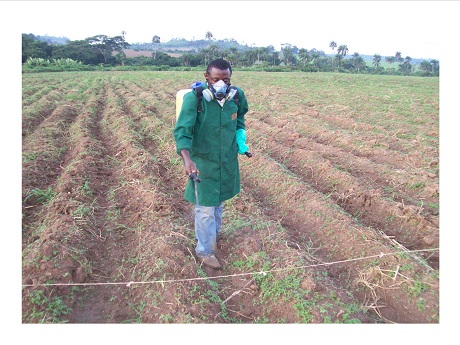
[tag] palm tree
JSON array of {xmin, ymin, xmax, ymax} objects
[
  {"xmin": 329, "ymin": 41, "xmax": 337, "ymax": 53},
  {"xmin": 329, "ymin": 41, "xmax": 337, "ymax": 70},
  {"xmin": 337, "ymin": 44, "xmax": 348, "ymax": 68},
  {"xmin": 152, "ymin": 35, "xmax": 160, "ymax": 59},
  {"xmin": 310, "ymin": 51, "xmax": 320, "ymax": 69},
  {"xmin": 351, "ymin": 52, "xmax": 362, "ymax": 73},
  {"xmin": 298, "ymin": 48, "xmax": 310, "ymax": 67},
  {"xmin": 255, "ymin": 47, "xmax": 266, "ymax": 63},
  {"xmin": 281, "ymin": 46, "xmax": 295, "ymax": 66},
  {"xmin": 205, "ymin": 31, "xmax": 213, "ymax": 41},
  {"xmin": 385, "ymin": 56, "xmax": 395, "ymax": 64},
  {"xmin": 419, "ymin": 60, "xmax": 432, "ymax": 75},
  {"xmin": 337, "ymin": 44, "xmax": 349, "ymax": 57},
  {"xmin": 334, "ymin": 54, "xmax": 343, "ymax": 70},
  {"xmin": 271, "ymin": 51, "xmax": 279, "ymax": 66},
  {"xmin": 395, "ymin": 51, "xmax": 403, "ymax": 63},
  {"xmin": 373, "ymin": 54, "xmax": 381, "ymax": 68},
  {"xmin": 430, "ymin": 59, "xmax": 439, "ymax": 75},
  {"xmin": 399, "ymin": 56, "xmax": 412, "ymax": 75},
  {"xmin": 351, "ymin": 52, "xmax": 362, "ymax": 69}
]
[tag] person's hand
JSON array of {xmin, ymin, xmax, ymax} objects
[
  {"xmin": 238, "ymin": 142, "xmax": 249, "ymax": 155},
  {"xmin": 180, "ymin": 150, "xmax": 199, "ymax": 176},
  {"xmin": 236, "ymin": 128, "xmax": 249, "ymax": 155},
  {"xmin": 186, "ymin": 163, "xmax": 199, "ymax": 176}
]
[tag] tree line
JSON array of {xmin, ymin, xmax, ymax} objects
[{"xmin": 22, "ymin": 33, "xmax": 439, "ymax": 76}]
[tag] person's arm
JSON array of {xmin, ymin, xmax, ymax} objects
[
  {"xmin": 180, "ymin": 149, "xmax": 198, "ymax": 175},
  {"xmin": 236, "ymin": 87, "xmax": 249, "ymax": 131},
  {"xmin": 174, "ymin": 92, "xmax": 199, "ymax": 175},
  {"xmin": 235, "ymin": 88, "xmax": 250, "ymax": 155}
]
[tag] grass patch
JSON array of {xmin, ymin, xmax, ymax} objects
[
  {"xmin": 24, "ymin": 187, "xmax": 57, "ymax": 205},
  {"xmin": 23, "ymin": 289, "xmax": 72, "ymax": 323}
]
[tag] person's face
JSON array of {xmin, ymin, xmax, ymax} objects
[{"xmin": 204, "ymin": 67, "xmax": 231, "ymax": 86}]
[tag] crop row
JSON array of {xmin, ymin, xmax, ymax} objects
[{"xmin": 22, "ymin": 72, "xmax": 439, "ymax": 323}]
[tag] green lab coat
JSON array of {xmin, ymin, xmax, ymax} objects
[{"xmin": 174, "ymin": 85, "xmax": 249, "ymax": 206}]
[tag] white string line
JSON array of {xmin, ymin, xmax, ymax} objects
[{"xmin": 22, "ymin": 248, "xmax": 438, "ymax": 288}]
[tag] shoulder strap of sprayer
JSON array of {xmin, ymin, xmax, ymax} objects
[
  {"xmin": 192, "ymin": 83, "xmax": 204, "ymax": 113},
  {"xmin": 228, "ymin": 86, "xmax": 240, "ymax": 106},
  {"xmin": 191, "ymin": 82, "xmax": 239, "ymax": 113}
]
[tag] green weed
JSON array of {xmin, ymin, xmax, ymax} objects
[
  {"xmin": 73, "ymin": 203, "xmax": 93, "ymax": 219},
  {"xmin": 409, "ymin": 181, "xmax": 425, "ymax": 190},
  {"xmin": 259, "ymin": 273, "xmax": 301, "ymax": 301},
  {"xmin": 293, "ymin": 299, "xmax": 315, "ymax": 323},
  {"xmin": 337, "ymin": 303, "xmax": 362, "ymax": 324},
  {"xmin": 23, "ymin": 152, "xmax": 38, "ymax": 162},
  {"xmin": 160, "ymin": 313, "xmax": 175, "ymax": 323},
  {"xmin": 80, "ymin": 180, "xmax": 93, "ymax": 196},
  {"xmin": 24, "ymin": 187, "xmax": 57, "ymax": 205},
  {"xmin": 405, "ymin": 280, "xmax": 429, "ymax": 297},
  {"xmin": 416, "ymin": 298, "xmax": 427, "ymax": 311},
  {"xmin": 23, "ymin": 289, "xmax": 72, "ymax": 323},
  {"xmin": 123, "ymin": 300, "xmax": 146, "ymax": 323}
]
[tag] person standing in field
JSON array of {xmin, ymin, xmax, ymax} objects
[{"xmin": 174, "ymin": 58, "xmax": 250, "ymax": 269}]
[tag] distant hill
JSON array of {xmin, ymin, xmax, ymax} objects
[
  {"xmin": 122, "ymin": 49, "xmax": 182, "ymax": 58},
  {"xmin": 33, "ymin": 34, "xmax": 256, "ymax": 51},
  {"xmin": 32, "ymin": 34, "xmax": 429, "ymax": 63},
  {"xmin": 33, "ymin": 34, "xmax": 70, "ymax": 45},
  {"xmin": 128, "ymin": 37, "xmax": 260, "ymax": 53}
]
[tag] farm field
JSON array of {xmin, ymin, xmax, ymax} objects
[{"xmin": 22, "ymin": 71, "xmax": 439, "ymax": 324}]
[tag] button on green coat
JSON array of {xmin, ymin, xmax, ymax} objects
[{"xmin": 174, "ymin": 85, "xmax": 249, "ymax": 206}]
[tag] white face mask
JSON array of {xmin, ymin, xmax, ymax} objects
[
  {"xmin": 212, "ymin": 80, "xmax": 227, "ymax": 89},
  {"xmin": 211, "ymin": 80, "xmax": 228, "ymax": 99}
]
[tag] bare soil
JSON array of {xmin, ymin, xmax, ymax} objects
[{"xmin": 21, "ymin": 71, "xmax": 439, "ymax": 324}]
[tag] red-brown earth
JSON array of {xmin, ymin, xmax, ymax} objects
[{"xmin": 21, "ymin": 71, "xmax": 439, "ymax": 325}]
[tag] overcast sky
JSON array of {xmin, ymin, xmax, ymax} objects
[{"xmin": 9, "ymin": 0, "xmax": 458, "ymax": 60}]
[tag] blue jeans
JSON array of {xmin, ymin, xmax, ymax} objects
[{"xmin": 194, "ymin": 203, "xmax": 224, "ymax": 258}]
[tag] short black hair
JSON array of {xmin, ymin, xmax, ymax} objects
[{"xmin": 206, "ymin": 58, "xmax": 232, "ymax": 75}]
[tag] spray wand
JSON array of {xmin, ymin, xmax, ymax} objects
[{"xmin": 188, "ymin": 172, "xmax": 201, "ymax": 206}]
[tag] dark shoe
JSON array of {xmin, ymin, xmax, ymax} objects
[{"xmin": 200, "ymin": 255, "xmax": 222, "ymax": 269}]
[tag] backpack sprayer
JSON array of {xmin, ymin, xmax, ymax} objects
[{"xmin": 176, "ymin": 81, "xmax": 252, "ymax": 158}]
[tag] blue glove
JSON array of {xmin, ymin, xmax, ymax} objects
[{"xmin": 236, "ymin": 128, "xmax": 249, "ymax": 155}]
